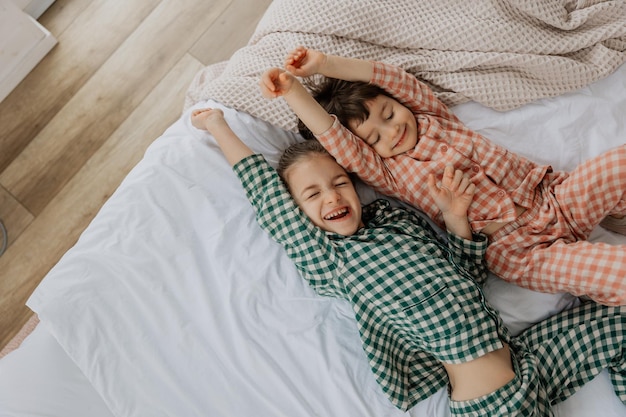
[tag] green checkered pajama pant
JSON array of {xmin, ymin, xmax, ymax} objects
[{"xmin": 449, "ymin": 301, "xmax": 626, "ymax": 416}]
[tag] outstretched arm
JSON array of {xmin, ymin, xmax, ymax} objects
[
  {"xmin": 259, "ymin": 67, "xmax": 334, "ymax": 136},
  {"xmin": 284, "ymin": 46, "xmax": 373, "ymax": 82},
  {"xmin": 190, "ymin": 108, "xmax": 253, "ymax": 166}
]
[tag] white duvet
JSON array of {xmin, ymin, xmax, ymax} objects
[{"xmin": 1, "ymin": 62, "xmax": 625, "ymax": 416}]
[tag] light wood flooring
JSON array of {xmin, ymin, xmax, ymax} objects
[{"xmin": 0, "ymin": 0, "xmax": 272, "ymax": 350}]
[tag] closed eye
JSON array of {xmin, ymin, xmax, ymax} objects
[{"xmin": 334, "ymin": 174, "xmax": 352, "ymax": 188}]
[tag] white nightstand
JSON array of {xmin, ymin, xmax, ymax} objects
[{"xmin": 0, "ymin": 0, "xmax": 57, "ymax": 103}]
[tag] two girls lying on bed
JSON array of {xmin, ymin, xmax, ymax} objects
[
  {"xmin": 190, "ymin": 106, "xmax": 626, "ymax": 415},
  {"xmin": 260, "ymin": 46, "xmax": 626, "ymax": 307}
]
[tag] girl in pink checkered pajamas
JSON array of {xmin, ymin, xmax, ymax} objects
[{"xmin": 260, "ymin": 46, "xmax": 626, "ymax": 306}]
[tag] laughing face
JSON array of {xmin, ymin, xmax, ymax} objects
[
  {"xmin": 348, "ymin": 95, "xmax": 418, "ymax": 158},
  {"xmin": 283, "ymin": 153, "xmax": 364, "ymax": 236}
]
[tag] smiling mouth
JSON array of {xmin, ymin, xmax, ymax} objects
[
  {"xmin": 393, "ymin": 126, "xmax": 406, "ymax": 149},
  {"xmin": 324, "ymin": 207, "xmax": 350, "ymax": 220}
]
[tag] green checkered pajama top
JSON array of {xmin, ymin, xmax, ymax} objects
[{"xmin": 234, "ymin": 154, "xmax": 510, "ymax": 411}]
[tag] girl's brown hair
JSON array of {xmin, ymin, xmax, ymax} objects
[{"xmin": 298, "ymin": 77, "xmax": 392, "ymax": 140}]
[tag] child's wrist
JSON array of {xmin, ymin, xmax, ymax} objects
[
  {"xmin": 283, "ymin": 79, "xmax": 305, "ymax": 99},
  {"xmin": 320, "ymin": 53, "xmax": 332, "ymax": 75},
  {"xmin": 206, "ymin": 119, "xmax": 230, "ymax": 133},
  {"xmin": 442, "ymin": 214, "xmax": 472, "ymax": 237}
]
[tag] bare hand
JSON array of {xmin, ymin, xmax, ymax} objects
[
  {"xmin": 284, "ymin": 46, "xmax": 326, "ymax": 77},
  {"xmin": 259, "ymin": 68, "xmax": 297, "ymax": 98},
  {"xmin": 427, "ymin": 165, "xmax": 475, "ymax": 218},
  {"xmin": 191, "ymin": 108, "xmax": 227, "ymax": 133}
]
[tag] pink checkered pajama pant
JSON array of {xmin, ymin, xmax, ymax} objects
[{"xmin": 486, "ymin": 144, "xmax": 626, "ymax": 306}]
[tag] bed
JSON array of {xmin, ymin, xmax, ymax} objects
[{"xmin": 1, "ymin": 1, "xmax": 626, "ymax": 416}]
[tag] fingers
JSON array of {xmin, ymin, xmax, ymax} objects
[
  {"xmin": 440, "ymin": 164, "xmax": 457, "ymax": 190},
  {"xmin": 440, "ymin": 165, "xmax": 474, "ymax": 196},
  {"xmin": 259, "ymin": 69, "xmax": 276, "ymax": 91},
  {"xmin": 278, "ymin": 71, "xmax": 290, "ymax": 84},
  {"xmin": 284, "ymin": 46, "xmax": 306, "ymax": 69},
  {"xmin": 260, "ymin": 68, "xmax": 297, "ymax": 99},
  {"xmin": 464, "ymin": 182, "xmax": 476, "ymax": 197},
  {"xmin": 192, "ymin": 108, "xmax": 211, "ymax": 117},
  {"xmin": 439, "ymin": 164, "xmax": 454, "ymax": 190},
  {"xmin": 259, "ymin": 68, "xmax": 282, "ymax": 97},
  {"xmin": 456, "ymin": 172, "xmax": 474, "ymax": 196},
  {"xmin": 451, "ymin": 169, "xmax": 466, "ymax": 193},
  {"xmin": 190, "ymin": 107, "xmax": 224, "ymax": 130}
]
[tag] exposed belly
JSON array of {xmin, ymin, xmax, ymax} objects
[{"xmin": 443, "ymin": 343, "xmax": 516, "ymax": 401}]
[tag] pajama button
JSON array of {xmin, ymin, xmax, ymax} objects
[
  {"xmin": 497, "ymin": 191, "xmax": 505, "ymax": 197},
  {"xmin": 472, "ymin": 165, "xmax": 480, "ymax": 172},
  {"xmin": 440, "ymin": 145, "xmax": 448, "ymax": 153}
]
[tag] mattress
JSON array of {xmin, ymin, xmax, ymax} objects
[{"xmin": 0, "ymin": 59, "xmax": 625, "ymax": 416}]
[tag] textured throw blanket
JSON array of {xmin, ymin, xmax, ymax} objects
[{"xmin": 185, "ymin": 0, "xmax": 626, "ymax": 132}]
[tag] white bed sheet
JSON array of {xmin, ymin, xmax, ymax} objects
[{"xmin": 1, "ymin": 62, "xmax": 625, "ymax": 417}]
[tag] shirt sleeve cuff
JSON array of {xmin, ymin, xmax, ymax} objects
[
  {"xmin": 233, "ymin": 154, "xmax": 273, "ymax": 197},
  {"xmin": 317, "ymin": 114, "xmax": 341, "ymax": 137},
  {"xmin": 233, "ymin": 154, "xmax": 266, "ymax": 179},
  {"xmin": 447, "ymin": 232, "xmax": 488, "ymax": 257}
]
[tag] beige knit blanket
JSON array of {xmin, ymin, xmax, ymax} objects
[{"xmin": 185, "ymin": 0, "xmax": 626, "ymax": 132}]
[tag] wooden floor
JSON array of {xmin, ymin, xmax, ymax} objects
[{"xmin": 0, "ymin": 0, "xmax": 272, "ymax": 351}]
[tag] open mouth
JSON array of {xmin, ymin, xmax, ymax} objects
[{"xmin": 324, "ymin": 207, "xmax": 350, "ymax": 221}]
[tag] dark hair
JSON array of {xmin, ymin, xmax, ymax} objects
[
  {"xmin": 298, "ymin": 77, "xmax": 392, "ymax": 140},
  {"xmin": 277, "ymin": 140, "xmax": 332, "ymax": 182},
  {"xmin": 277, "ymin": 140, "xmax": 358, "ymax": 196}
]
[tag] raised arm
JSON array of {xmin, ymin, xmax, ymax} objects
[
  {"xmin": 371, "ymin": 62, "xmax": 457, "ymax": 120},
  {"xmin": 260, "ymin": 67, "xmax": 403, "ymax": 202},
  {"xmin": 284, "ymin": 46, "xmax": 373, "ymax": 83},
  {"xmin": 190, "ymin": 108, "xmax": 253, "ymax": 166},
  {"xmin": 260, "ymin": 67, "xmax": 334, "ymax": 136}
]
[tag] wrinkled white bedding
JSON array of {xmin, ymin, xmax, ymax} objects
[{"xmin": 0, "ymin": 62, "xmax": 625, "ymax": 416}]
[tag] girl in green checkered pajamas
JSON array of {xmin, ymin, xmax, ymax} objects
[{"xmin": 191, "ymin": 107, "xmax": 626, "ymax": 416}]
